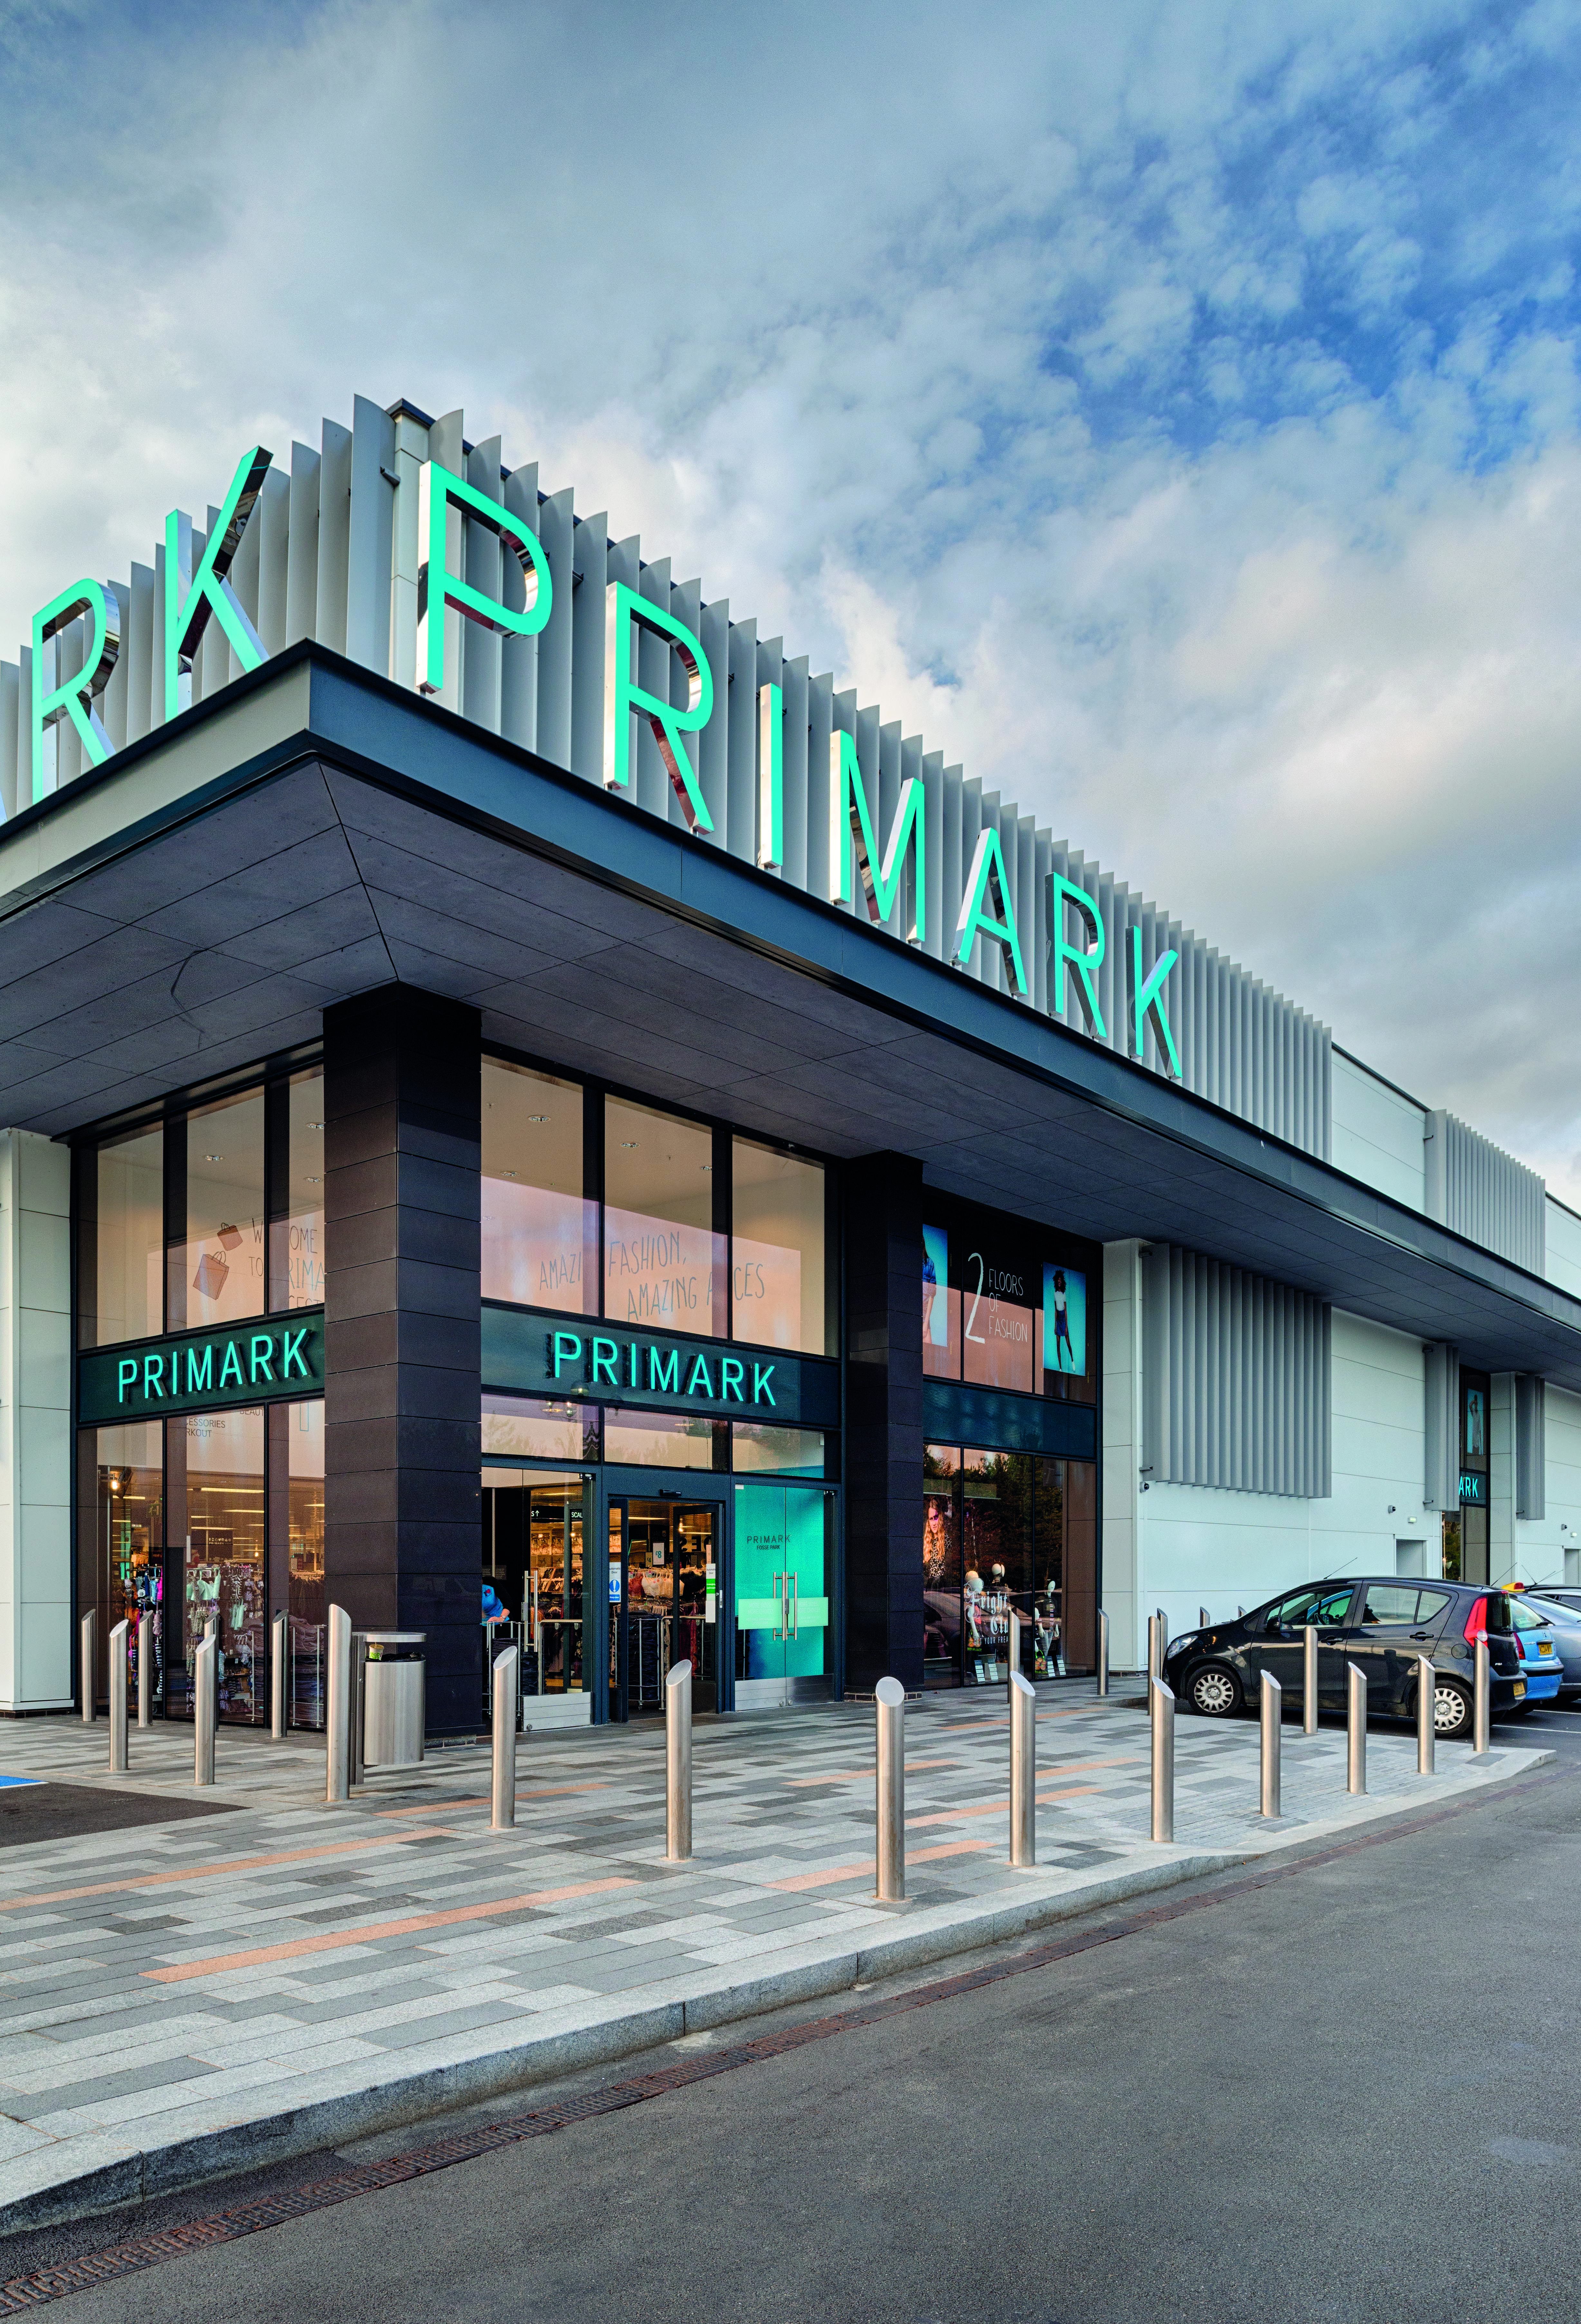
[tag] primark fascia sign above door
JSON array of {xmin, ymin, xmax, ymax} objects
[{"xmin": 25, "ymin": 440, "xmax": 1183, "ymax": 1075}]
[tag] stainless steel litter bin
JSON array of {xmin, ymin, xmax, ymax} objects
[{"xmin": 362, "ymin": 1632, "xmax": 425, "ymax": 1771}]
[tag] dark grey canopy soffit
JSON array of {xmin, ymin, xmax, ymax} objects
[{"xmin": 2, "ymin": 643, "xmax": 1578, "ymax": 1389}]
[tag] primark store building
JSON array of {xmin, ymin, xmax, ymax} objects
[{"xmin": 3, "ymin": 394, "xmax": 1581, "ymax": 1736}]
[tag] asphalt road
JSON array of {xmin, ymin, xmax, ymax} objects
[{"xmin": 12, "ymin": 1705, "xmax": 1581, "ymax": 2324}]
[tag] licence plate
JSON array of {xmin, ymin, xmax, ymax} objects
[
  {"xmin": 1539, "ymin": 1641, "xmax": 1555, "ymax": 1655},
  {"xmin": 1515, "ymin": 1680, "xmax": 1527, "ymax": 1697}
]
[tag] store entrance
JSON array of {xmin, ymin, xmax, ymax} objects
[{"xmin": 608, "ymin": 1497, "xmax": 719, "ymax": 1719}]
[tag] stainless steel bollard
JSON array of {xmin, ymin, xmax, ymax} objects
[
  {"xmin": 326, "ymin": 1604, "xmax": 353, "ymax": 1804},
  {"xmin": 1150, "ymin": 1677, "xmax": 1175, "ymax": 1843},
  {"xmin": 1347, "ymin": 1662, "xmax": 1366, "ymax": 1795},
  {"xmin": 1303, "ymin": 1623, "xmax": 1319, "ymax": 1735},
  {"xmin": 875, "ymin": 1676, "xmax": 906, "ymax": 1900},
  {"xmin": 137, "ymin": 1611, "xmax": 153, "ymax": 1727},
  {"xmin": 1096, "ymin": 1608, "xmax": 1110, "ymax": 1697},
  {"xmin": 1009, "ymin": 1670, "xmax": 1036, "ymax": 1866},
  {"xmin": 1007, "ymin": 1608, "xmax": 1021, "ymax": 1695},
  {"xmin": 194, "ymin": 1634, "xmax": 216, "ymax": 1787},
  {"xmin": 1474, "ymin": 1632, "xmax": 1491, "ymax": 1756},
  {"xmin": 271, "ymin": 1611, "xmax": 288, "ymax": 1741},
  {"xmin": 491, "ymin": 1645, "xmax": 519, "ymax": 1830},
  {"xmin": 108, "ymin": 1620, "xmax": 129, "ymax": 1775},
  {"xmin": 666, "ymin": 1659, "xmax": 693, "ymax": 1862},
  {"xmin": 1156, "ymin": 1607, "xmax": 1169, "ymax": 1665},
  {"xmin": 1200, "ymin": 1606, "xmax": 1209, "ymax": 1628},
  {"xmin": 80, "ymin": 1609, "xmax": 96, "ymax": 1722},
  {"xmin": 1260, "ymin": 1671, "xmax": 1282, "ymax": 1818},
  {"xmin": 1417, "ymin": 1653, "xmax": 1435, "ymax": 1775},
  {"xmin": 1147, "ymin": 1613, "xmax": 1161, "ymax": 1683}
]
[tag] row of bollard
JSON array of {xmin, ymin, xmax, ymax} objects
[
  {"xmin": 87, "ymin": 1601, "xmax": 1498, "ymax": 1869},
  {"xmin": 1144, "ymin": 1625, "xmax": 1493, "ymax": 1838}
]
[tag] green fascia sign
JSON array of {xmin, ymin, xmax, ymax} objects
[
  {"xmin": 483, "ymin": 1304, "xmax": 838, "ymax": 1429},
  {"xmin": 78, "ymin": 1309, "xmax": 326, "ymax": 1426},
  {"xmin": 1459, "ymin": 1470, "xmax": 1488, "ymax": 1507}
]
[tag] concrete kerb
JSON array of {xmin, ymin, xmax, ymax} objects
[{"xmin": 0, "ymin": 1742, "xmax": 1550, "ymax": 2239}]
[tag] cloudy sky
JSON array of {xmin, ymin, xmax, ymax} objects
[{"xmin": 3, "ymin": 0, "xmax": 1580, "ymax": 1191}]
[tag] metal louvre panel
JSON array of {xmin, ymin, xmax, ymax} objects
[
  {"xmin": 0, "ymin": 662, "xmax": 16, "ymax": 819},
  {"xmin": 500, "ymin": 462, "xmax": 540, "ymax": 753},
  {"xmin": 1425, "ymin": 1109, "xmax": 1545, "ymax": 1273},
  {"xmin": 2, "ymin": 386, "xmax": 1343, "ymax": 1159},
  {"xmin": 1142, "ymin": 1242, "xmax": 1330, "ymax": 1498},
  {"xmin": 1516, "ymin": 1375, "xmax": 1546, "ymax": 1520},
  {"xmin": 1423, "ymin": 1342, "xmax": 1459, "ymax": 1510}
]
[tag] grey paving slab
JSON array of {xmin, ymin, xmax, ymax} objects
[{"xmin": 0, "ymin": 1689, "xmax": 1549, "ymax": 2233}]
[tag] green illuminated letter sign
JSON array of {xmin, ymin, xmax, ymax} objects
[
  {"xmin": 415, "ymin": 459, "xmax": 552, "ymax": 697},
  {"xmin": 1048, "ymin": 873, "xmax": 1106, "ymax": 1036},
  {"xmin": 955, "ymin": 828, "xmax": 1027, "ymax": 994},
  {"xmin": 603, "ymin": 582, "xmax": 714, "ymax": 830},
  {"xmin": 758, "ymin": 682, "xmax": 783, "ymax": 869},
  {"xmin": 1131, "ymin": 927, "xmax": 1181, "ymax": 1075},
  {"xmin": 164, "ymin": 445, "xmax": 273, "ymax": 721},
  {"xmin": 30, "ymin": 579, "xmax": 120, "ymax": 802},
  {"xmin": 828, "ymin": 730, "xmax": 925, "ymax": 944}
]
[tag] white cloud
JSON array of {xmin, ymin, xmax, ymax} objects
[{"xmin": 2, "ymin": 0, "xmax": 1581, "ymax": 1198}]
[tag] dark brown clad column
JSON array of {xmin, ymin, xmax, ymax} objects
[
  {"xmin": 843, "ymin": 1152, "xmax": 924, "ymax": 1694},
  {"xmin": 323, "ymin": 985, "xmax": 481, "ymax": 1736}
]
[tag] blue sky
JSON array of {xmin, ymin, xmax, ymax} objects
[{"xmin": 3, "ymin": 0, "xmax": 1581, "ymax": 1189}]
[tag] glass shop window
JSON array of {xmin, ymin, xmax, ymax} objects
[
  {"xmin": 731, "ymin": 1139, "xmax": 829, "ymax": 1354},
  {"xmin": 1038, "ymin": 1263, "xmax": 1093, "ymax": 1404},
  {"xmin": 922, "ymin": 1223, "xmax": 958, "ymax": 1381},
  {"xmin": 96, "ymin": 1420, "xmax": 164, "ymax": 1647},
  {"xmin": 604, "ymin": 1096, "xmax": 724, "ymax": 1338},
  {"xmin": 922, "ymin": 1444, "xmax": 962, "ymax": 1689},
  {"xmin": 288, "ymin": 1398, "xmax": 325, "ymax": 1628},
  {"xmin": 482, "ymin": 1394, "xmax": 601, "ymax": 1464},
  {"xmin": 93, "ymin": 1124, "xmax": 164, "ymax": 1347},
  {"xmin": 603, "ymin": 1410, "xmax": 725, "ymax": 1470},
  {"xmin": 182, "ymin": 1405, "xmax": 267, "ymax": 1725},
  {"xmin": 481, "ymin": 1469, "xmax": 585, "ymax": 1694},
  {"xmin": 178, "ymin": 1089, "xmax": 266, "ymax": 1332},
  {"xmin": 277, "ymin": 1069, "xmax": 325, "ymax": 1311},
  {"xmin": 961, "ymin": 1245, "xmax": 1035, "ymax": 1394},
  {"xmin": 731, "ymin": 1423, "xmax": 828, "ymax": 1477},
  {"xmin": 483, "ymin": 1059, "xmax": 593, "ymax": 1313}
]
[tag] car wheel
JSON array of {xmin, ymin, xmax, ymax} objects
[
  {"xmin": 1433, "ymin": 1680, "xmax": 1472, "ymax": 1739},
  {"xmin": 1187, "ymin": 1664, "xmax": 1242, "ymax": 1717}
]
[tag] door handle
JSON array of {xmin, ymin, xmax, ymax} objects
[
  {"xmin": 789, "ymin": 1574, "xmax": 798, "ymax": 1641},
  {"xmin": 773, "ymin": 1572, "xmax": 786, "ymax": 1643},
  {"xmin": 1409, "ymin": 1631, "xmax": 1430, "ymax": 1640}
]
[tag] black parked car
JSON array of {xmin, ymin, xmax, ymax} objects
[{"xmin": 1161, "ymin": 1578, "xmax": 1524, "ymax": 1742}]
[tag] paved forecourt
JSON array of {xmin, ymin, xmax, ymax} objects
[{"xmin": 0, "ymin": 1686, "xmax": 1548, "ymax": 2231}]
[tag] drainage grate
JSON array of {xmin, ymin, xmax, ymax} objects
[{"xmin": 0, "ymin": 1768, "xmax": 1554, "ymax": 2314}]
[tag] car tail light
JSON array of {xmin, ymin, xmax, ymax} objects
[{"xmin": 1463, "ymin": 1595, "xmax": 1489, "ymax": 1642}]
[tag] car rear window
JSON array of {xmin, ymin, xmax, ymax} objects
[{"xmin": 1360, "ymin": 1585, "xmax": 1421, "ymax": 1624}]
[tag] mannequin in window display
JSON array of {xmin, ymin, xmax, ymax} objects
[
  {"xmin": 1035, "ymin": 1583, "xmax": 1063, "ymax": 1678},
  {"xmin": 964, "ymin": 1568, "xmax": 984, "ymax": 1658}
]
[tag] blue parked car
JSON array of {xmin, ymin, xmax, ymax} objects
[{"xmin": 1507, "ymin": 1596, "xmax": 1563, "ymax": 1707}]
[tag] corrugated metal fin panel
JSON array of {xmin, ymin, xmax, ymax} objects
[
  {"xmin": 1142, "ymin": 1243, "xmax": 1331, "ymax": 1499},
  {"xmin": 1424, "ymin": 1110, "xmax": 1545, "ymax": 1273}
]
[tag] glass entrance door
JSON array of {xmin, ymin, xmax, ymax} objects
[
  {"xmin": 733, "ymin": 1483, "xmax": 831, "ymax": 1708},
  {"xmin": 609, "ymin": 1497, "xmax": 720, "ymax": 1719}
]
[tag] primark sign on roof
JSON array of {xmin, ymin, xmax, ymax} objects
[{"xmin": 13, "ymin": 407, "xmax": 1328, "ymax": 1115}]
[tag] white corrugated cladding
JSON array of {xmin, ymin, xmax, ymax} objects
[
  {"xmin": 1424, "ymin": 1109, "xmax": 1546, "ymax": 1274},
  {"xmin": 0, "ymin": 395, "xmax": 1331, "ymax": 1150},
  {"xmin": 1142, "ymin": 1244, "xmax": 1332, "ymax": 1499}
]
